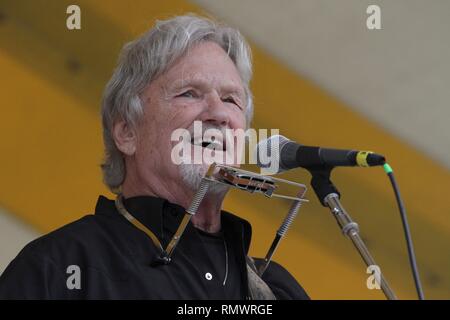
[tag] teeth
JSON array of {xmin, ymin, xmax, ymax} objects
[
  {"xmin": 191, "ymin": 137, "xmax": 203, "ymax": 146},
  {"xmin": 190, "ymin": 137, "xmax": 224, "ymax": 150}
]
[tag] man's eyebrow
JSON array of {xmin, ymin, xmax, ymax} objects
[
  {"xmin": 166, "ymin": 77, "xmax": 246, "ymax": 101},
  {"xmin": 163, "ymin": 74, "xmax": 202, "ymax": 89},
  {"xmin": 169, "ymin": 78, "xmax": 205, "ymax": 91}
]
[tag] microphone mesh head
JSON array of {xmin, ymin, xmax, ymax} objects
[{"xmin": 255, "ymin": 135, "xmax": 290, "ymax": 174}]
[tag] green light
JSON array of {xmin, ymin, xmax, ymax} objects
[{"xmin": 383, "ymin": 163, "xmax": 393, "ymax": 174}]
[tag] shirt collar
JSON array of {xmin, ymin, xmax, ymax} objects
[{"xmin": 94, "ymin": 195, "xmax": 252, "ymax": 254}]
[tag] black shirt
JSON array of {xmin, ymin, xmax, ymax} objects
[
  {"xmin": 0, "ymin": 195, "xmax": 309, "ymax": 299},
  {"xmin": 196, "ymin": 229, "xmax": 242, "ymax": 299}
]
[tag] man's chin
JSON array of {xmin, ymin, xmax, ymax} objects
[{"xmin": 179, "ymin": 162, "xmax": 230, "ymax": 196}]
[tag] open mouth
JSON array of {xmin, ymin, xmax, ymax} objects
[{"xmin": 190, "ymin": 137, "xmax": 226, "ymax": 151}]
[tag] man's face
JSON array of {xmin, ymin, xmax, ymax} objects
[{"xmin": 132, "ymin": 41, "xmax": 247, "ymax": 192}]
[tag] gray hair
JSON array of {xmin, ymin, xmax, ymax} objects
[{"xmin": 100, "ymin": 14, "xmax": 254, "ymax": 192}]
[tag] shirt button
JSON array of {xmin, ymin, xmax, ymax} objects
[{"xmin": 205, "ymin": 272, "xmax": 213, "ymax": 280}]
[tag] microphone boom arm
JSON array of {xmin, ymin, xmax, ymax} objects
[{"xmin": 309, "ymin": 166, "xmax": 397, "ymax": 300}]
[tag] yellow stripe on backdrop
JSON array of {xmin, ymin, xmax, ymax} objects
[{"xmin": 0, "ymin": 0, "xmax": 448, "ymax": 299}]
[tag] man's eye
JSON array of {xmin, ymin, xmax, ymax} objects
[
  {"xmin": 222, "ymin": 97, "xmax": 240, "ymax": 107},
  {"xmin": 177, "ymin": 90, "xmax": 196, "ymax": 98}
]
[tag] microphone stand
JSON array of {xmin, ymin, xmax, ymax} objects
[{"xmin": 309, "ymin": 166, "xmax": 397, "ymax": 300}]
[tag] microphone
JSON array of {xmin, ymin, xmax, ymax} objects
[{"xmin": 256, "ymin": 135, "xmax": 385, "ymax": 173}]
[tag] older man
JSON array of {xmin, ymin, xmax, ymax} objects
[{"xmin": 0, "ymin": 15, "xmax": 308, "ymax": 300}]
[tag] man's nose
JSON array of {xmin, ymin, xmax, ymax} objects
[{"xmin": 199, "ymin": 92, "xmax": 230, "ymax": 127}]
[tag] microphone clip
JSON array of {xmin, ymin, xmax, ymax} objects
[{"xmin": 307, "ymin": 166, "xmax": 341, "ymax": 206}]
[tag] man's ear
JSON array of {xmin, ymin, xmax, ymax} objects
[{"xmin": 112, "ymin": 120, "xmax": 137, "ymax": 156}]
